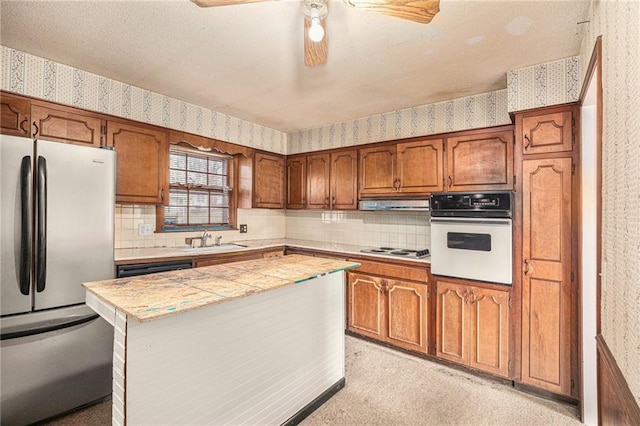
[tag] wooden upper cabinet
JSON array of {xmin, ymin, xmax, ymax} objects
[
  {"xmin": 106, "ymin": 121, "xmax": 168, "ymax": 205},
  {"xmin": 436, "ymin": 279, "xmax": 510, "ymax": 378},
  {"xmin": 360, "ymin": 138, "xmax": 443, "ymax": 197},
  {"xmin": 397, "ymin": 139, "xmax": 444, "ymax": 194},
  {"xmin": 330, "ymin": 149, "xmax": 358, "ymax": 210},
  {"xmin": 445, "ymin": 128, "xmax": 514, "ymax": 192},
  {"xmin": 307, "ymin": 153, "xmax": 330, "ymax": 209},
  {"xmin": 359, "ymin": 145, "xmax": 396, "ymax": 195},
  {"xmin": 521, "ymin": 157, "xmax": 573, "ymax": 396},
  {"xmin": 1, "ymin": 92, "xmax": 30, "ymax": 137},
  {"xmin": 286, "ymin": 155, "xmax": 306, "ymax": 209},
  {"xmin": 521, "ymin": 108, "xmax": 574, "ymax": 155},
  {"xmin": 254, "ymin": 152, "xmax": 285, "ymax": 209},
  {"xmin": 31, "ymin": 102, "xmax": 104, "ymax": 147}
]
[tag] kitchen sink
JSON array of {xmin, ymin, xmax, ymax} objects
[{"xmin": 181, "ymin": 243, "xmax": 247, "ymax": 254}]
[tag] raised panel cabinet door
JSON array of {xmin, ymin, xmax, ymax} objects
[
  {"xmin": 254, "ymin": 152, "xmax": 285, "ymax": 209},
  {"xmin": 347, "ymin": 273, "xmax": 385, "ymax": 341},
  {"xmin": 106, "ymin": 121, "xmax": 168, "ymax": 204},
  {"xmin": 31, "ymin": 104, "xmax": 103, "ymax": 147},
  {"xmin": 397, "ymin": 139, "xmax": 444, "ymax": 194},
  {"xmin": 286, "ymin": 156, "xmax": 306, "ymax": 209},
  {"xmin": 386, "ymin": 280, "xmax": 428, "ymax": 353},
  {"xmin": 468, "ymin": 287, "xmax": 510, "ymax": 378},
  {"xmin": 307, "ymin": 153, "xmax": 330, "ymax": 209},
  {"xmin": 436, "ymin": 281, "xmax": 468, "ymax": 365},
  {"xmin": 522, "ymin": 110, "xmax": 573, "ymax": 155},
  {"xmin": 445, "ymin": 130, "xmax": 514, "ymax": 191},
  {"xmin": 359, "ymin": 145, "xmax": 397, "ymax": 195},
  {"xmin": 1, "ymin": 92, "xmax": 30, "ymax": 137},
  {"xmin": 330, "ymin": 149, "xmax": 358, "ymax": 210},
  {"xmin": 521, "ymin": 157, "xmax": 573, "ymax": 396}
]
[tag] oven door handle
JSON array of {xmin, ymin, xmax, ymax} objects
[{"xmin": 430, "ymin": 218, "xmax": 512, "ymax": 226}]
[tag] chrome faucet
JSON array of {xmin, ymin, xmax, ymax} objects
[
  {"xmin": 214, "ymin": 235, "xmax": 222, "ymax": 246},
  {"xmin": 202, "ymin": 230, "xmax": 212, "ymax": 247}
]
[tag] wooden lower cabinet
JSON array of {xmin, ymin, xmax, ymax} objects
[
  {"xmin": 436, "ymin": 279, "xmax": 510, "ymax": 378},
  {"xmin": 194, "ymin": 248, "xmax": 284, "ymax": 267},
  {"xmin": 348, "ymin": 272, "xmax": 428, "ymax": 353},
  {"xmin": 521, "ymin": 157, "xmax": 573, "ymax": 396}
]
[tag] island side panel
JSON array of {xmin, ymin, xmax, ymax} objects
[
  {"xmin": 112, "ymin": 310, "xmax": 127, "ymax": 426},
  {"xmin": 124, "ymin": 271, "xmax": 346, "ymax": 425}
]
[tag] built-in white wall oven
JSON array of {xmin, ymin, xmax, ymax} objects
[{"xmin": 430, "ymin": 192, "xmax": 513, "ymax": 285}]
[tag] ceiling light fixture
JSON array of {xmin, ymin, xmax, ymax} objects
[
  {"xmin": 303, "ymin": 0, "xmax": 328, "ymax": 43},
  {"xmin": 308, "ymin": 5, "xmax": 325, "ymax": 42}
]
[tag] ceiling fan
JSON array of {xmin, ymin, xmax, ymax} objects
[{"xmin": 191, "ymin": 0, "xmax": 440, "ymax": 67}]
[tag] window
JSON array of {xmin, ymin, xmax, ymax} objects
[{"xmin": 162, "ymin": 148, "xmax": 233, "ymax": 230}]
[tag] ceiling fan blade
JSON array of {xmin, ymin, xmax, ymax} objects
[
  {"xmin": 346, "ymin": 0, "xmax": 440, "ymax": 24},
  {"xmin": 191, "ymin": 0, "xmax": 269, "ymax": 7},
  {"xmin": 304, "ymin": 17, "xmax": 328, "ymax": 67}
]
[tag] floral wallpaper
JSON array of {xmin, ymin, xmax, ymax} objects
[
  {"xmin": 579, "ymin": 0, "xmax": 640, "ymax": 405},
  {"xmin": 507, "ymin": 56, "xmax": 580, "ymax": 112},
  {"xmin": 0, "ymin": 46, "xmax": 288, "ymax": 154},
  {"xmin": 288, "ymin": 89, "xmax": 511, "ymax": 154}
]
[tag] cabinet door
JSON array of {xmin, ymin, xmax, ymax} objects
[
  {"xmin": 445, "ymin": 130, "xmax": 514, "ymax": 191},
  {"xmin": 522, "ymin": 110, "xmax": 573, "ymax": 155},
  {"xmin": 286, "ymin": 156, "xmax": 306, "ymax": 209},
  {"xmin": 1, "ymin": 92, "xmax": 30, "ymax": 137},
  {"xmin": 330, "ymin": 149, "xmax": 358, "ymax": 210},
  {"xmin": 307, "ymin": 153, "xmax": 330, "ymax": 209},
  {"xmin": 468, "ymin": 287, "xmax": 510, "ymax": 378},
  {"xmin": 32, "ymin": 104, "xmax": 104, "ymax": 147},
  {"xmin": 397, "ymin": 139, "xmax": 444, "ymax": 194},
  {"xmin": 386, "ymin": 279, "xmax": 428, "ymax": 353},
  {"xmin": 359, "ymin": 145, "xmax": 396, "ymax": 195},
  {"xmin": 254, "ymin": 152, "xmax": 285, "ymax": 209},
  {"xmin": 106, "ymin": 121, "xmax": 168, "ymax": 205},
  {"xmin": 521, "ymin": 158, "xmax": 573, "ymax": 396},
  {"xmin": 347, "ymin": 273, "xmax": 385, "ymax": 341},
  {"xmin": 436, "ymin": 281, "xmax": 468, "ymax": 365}
]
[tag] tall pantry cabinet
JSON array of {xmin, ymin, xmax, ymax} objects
[{"xmin": 514, "ymin": 104, "xmax": 579, "ymax": 398}]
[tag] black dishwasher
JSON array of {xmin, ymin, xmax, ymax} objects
[{"xmin": 116, "ymin": 260, "xmax": 193, "ymax": 278}]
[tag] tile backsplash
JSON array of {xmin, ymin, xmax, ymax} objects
[
  {"xmin": 116, "ymin": 205, "xmax": 430, "ymax": 250},
  {"xmin": 285, "ymin": 210, "xmax": 431, "ymax": 249},
  {"xmin": 115, "ymin": 206, "xmax": 286, "ymax": 249}
]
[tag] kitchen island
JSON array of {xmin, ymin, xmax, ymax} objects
[{"xmin": 83, "ymin": 254, "xmax": 359, "ymax": 426}]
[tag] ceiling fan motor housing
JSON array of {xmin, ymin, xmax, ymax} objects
[{"xmin": 303, "ymin": 0, "xmax": 328, "ymax": 19}]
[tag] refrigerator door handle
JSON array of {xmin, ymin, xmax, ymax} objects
[
  {"xmin": 36, "ymin": 156, "xmax": 47, "ymax": 292},
  {"xmin": 0, "ymin": 313, "xmax": 99, "ymax": 340},
  {"xmin": 19, "ymin": 156, "xmax": 33, "ymax": 296}
]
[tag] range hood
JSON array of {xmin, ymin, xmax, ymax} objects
[{"xmin": 358, "ymin": 199, "xmax": 430, "ymax": 211}]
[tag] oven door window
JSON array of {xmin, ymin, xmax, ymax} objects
[{"xmin": 447, "ymin": 232, "xmax": 492, "ymax": 252}]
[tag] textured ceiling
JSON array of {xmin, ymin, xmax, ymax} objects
[{"xmin": 0, "ymin": 0, "xmax": 590, "ymax": 132}]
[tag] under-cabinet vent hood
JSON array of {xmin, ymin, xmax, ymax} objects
[{"xmin": 358, "ymin": 199, "xmax": 430, "ymax": 211}]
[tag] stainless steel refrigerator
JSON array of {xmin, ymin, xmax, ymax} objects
[{"xmin": 1, "ymin": 135, "xmax": 115, "ymax": 425}]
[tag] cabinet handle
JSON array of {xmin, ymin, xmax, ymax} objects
[
  {"xmin": 19, "ymin": 118, "xmax": 28, "ymax": 134},
  {"xmin": 524, "ymin": 258, "xmax": 530, "ymax": 275},
  {"xmin": 448, "ymin": 176, "xmax": 453, "ymax": 187},
  {"xmin": 160, "ymin": 188, "xmax": 165, "ymax": 201},
  {"xmin": 32, "ymin": 121, "xmax": 39, "ymax": 137},
  {"xmin": 524, "ymin": 134, "xmax": 531, "ymax": 150},
  {"xmin": 332, "ymin": 196, "xmax": 335, "ymax": 205},
  {"xmin": 380, "ymin": 279, "xmax": 388, "ymax": 295}
]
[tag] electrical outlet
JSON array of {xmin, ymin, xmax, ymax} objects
[
  {"xmin": 239, "ymin": 224, "xmax": 248, "ymax": 233},
  {"xmin": 138, "ymin": 223, "xmax": 153, "ymax": 236}
]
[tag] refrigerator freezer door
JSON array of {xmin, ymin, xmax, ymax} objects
[
  {"xmin": 1, "ymin": 135, "xmax": 34, "ymax": 316},
  {"xmin": 34, "ymin": 140, "xmax": 115, "ymax": 310},
  {"xmin": 0, "ymin": 304, "xmax": 113, "ymax": 425}
]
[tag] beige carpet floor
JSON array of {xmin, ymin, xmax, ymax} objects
[{"xmin": 44, "ymin": 336, "xmax": 581, "ymax": 425}]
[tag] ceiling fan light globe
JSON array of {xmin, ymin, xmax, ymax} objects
[{"xmin": 308, "ymin": 18, "xmax": 325, "ymax": 42}]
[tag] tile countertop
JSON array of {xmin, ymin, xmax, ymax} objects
[
  {"xmin": 84, "ymin": 255, "xmax": 359, "ymax": 323},
  {"xmin": 114, "ymin": 238, "xmax": 431, "ymax": 265}
]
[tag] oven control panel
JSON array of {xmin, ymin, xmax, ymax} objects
[{"xmin": 430, "ymin": 192, "xmax": 512, "ymax": 218}]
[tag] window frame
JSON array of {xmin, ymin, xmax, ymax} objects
[{"xmin": 156, "ymin": 147, "xmax": 238, "ymax": 232}]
